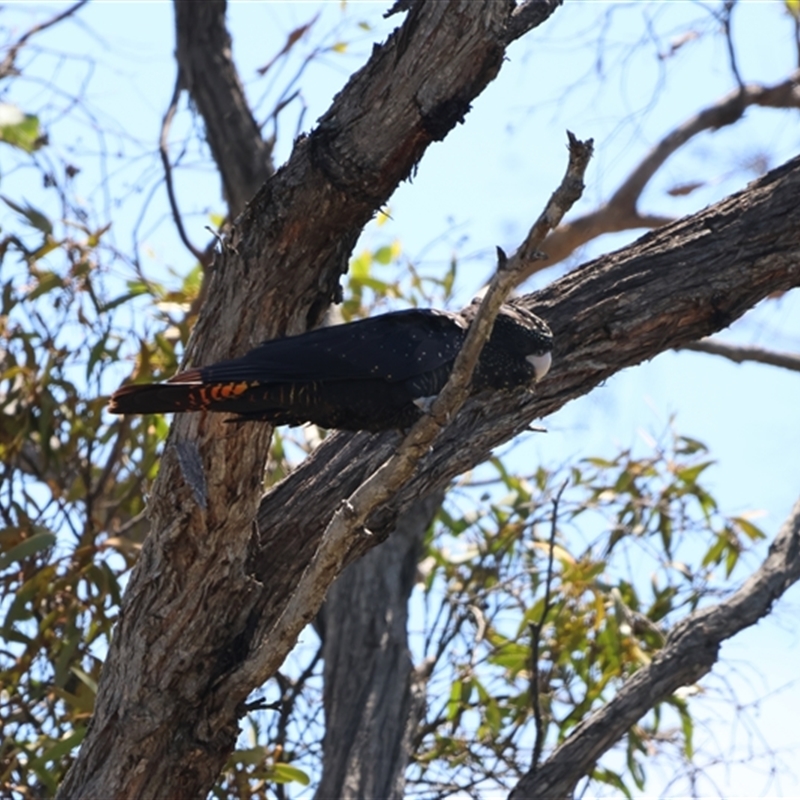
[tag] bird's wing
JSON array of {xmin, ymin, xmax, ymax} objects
[{"xmin": 169, "ymin": 309, "xmax": 467, "ymax": 386}]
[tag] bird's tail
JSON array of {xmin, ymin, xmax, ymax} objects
[
  {"xmin": 108, "ymin": 382, "xmax": 202, "ymax": 414},
  {"xmin": 108, "ymin": 373, "xmax": 263, "ymax": 415}
]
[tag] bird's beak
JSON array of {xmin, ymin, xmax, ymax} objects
[{"xmin": 526, "ymin": 352, "xmax": 552, "ymax": 382}]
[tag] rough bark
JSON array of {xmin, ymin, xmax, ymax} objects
[
  {"xmin": 159, "ymin": 8, "xmax": 800, "ymax": 796},
  {"xmin": 244, "ymin": 155, "xmax": 800, "ymax": 666},
  {"xmin": 225, "ymin": 134, "xmax": 593, "ymax": 712},
  {"xmin": 59, "ymin": 140, "xmax": 800, "ymax": 800},
  {"xmin": 172, "ymin": 3, "xmax": 441, "ymax": 794},
  {"xmin": 173, "ymin": 3, "xmax": 442, "ymax": 796},
  {"xmin": 510, "ymin": 496, "xmax": 800, "ymax": 799},
  {"xmin": 315, "ymin": 494, "xmax": 442, "ymax": 800},
  {"xmin": 56, "ymin": 3, "xmax": 563, "ymax": 799}
]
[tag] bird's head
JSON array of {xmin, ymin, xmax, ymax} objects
[{"xmin": 496, "ymin": 302, "xmax": 554, "ymax": 382}]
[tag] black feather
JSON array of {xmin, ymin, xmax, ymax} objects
[{"xmin": 108, "ymin": 303, "xmax": 553, "ymax": 432}]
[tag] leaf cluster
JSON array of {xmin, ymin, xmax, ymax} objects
[
  {"xmin": 0, "ymin": 144, "xmax": 201, "ymax": 795},
  {"xmin": 406, "ymin": 429, "xmax": 765, "ymax": 798}
]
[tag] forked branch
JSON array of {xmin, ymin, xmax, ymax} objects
[{"xmin": 226, "ymin": 133, "xmax": 593, "ymax": 696}]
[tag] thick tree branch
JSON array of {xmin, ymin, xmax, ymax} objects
[
  {"xmin": 511, "ymin": 495, "xmax": 800, "ymax": 799},
  {"xmin": 530, "ymin": 69, "xmax": 800, "ymax": 275},
  {"xmin": 243, "ymin": 155, "xmax": 800, "ymax": 734},
  {"xmin": 225, "ymin": 134, "xmax": 592, "ymax": 699},
  {"xmin": 680, "ymin": 337, "xmax": 800, "ymax": 373}
]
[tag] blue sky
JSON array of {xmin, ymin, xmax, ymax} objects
[{"xmin": 2, "ymin": 1, "xmax": 799, "ymax": 796}]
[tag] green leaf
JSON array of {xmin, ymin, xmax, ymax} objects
[
  {"xmin": 271, "ymin": 763, "xmax": 310, "ymax": 786},
  {"xmin": 731, "ymin": 515, "xmax": 766, "ymax": 542},
  {"xmin": 1, "ymin": 195, "xmax": 53, "ymax": 235},
  {"xmin": 701, "ymin": 533, "xmax": 726, "ymax": 568},
  {"xmin": 676, "ymin": 461, "xmax": 714, "ymax": 485},
  {"xmin": 0, "ymin": 530, "xmax": 56, "ymax": 571},
  {"xmin": 0, "ymin": 105, "xmax": 44, "ymax": 153},
  {"xmin": 725, "ymin": 542, "xmax": 739, "ymax": 577},
  {"xmin": 489, "ymin": 641, "xmax": 530, "ymax": 675},
  {"xmin": 70, "ymin": 665, "xmax": 98, "ymax": 695},
  {"xmin": 230, "ymin": 745, "xmax": 268, "ymax": 766},
  {"xmin": 676, "ymin": 699, "xmax": 694, "ymax": 759},
  {"xmin": 350, "ymin": 249, "xmax": 372, "ymax": 278},
  {"xmin": 593, "ymin": 767, "xmax": 633, "ymax": 799},
  {"xmin": 676, "ymin": 436, "xmax": 708, "ymax": 455},
  {"xmin": 484, "ymin": 698, "xmax": 502, "ymax": 734},
  {"xmin": 100, "ymin": 286, "xmax": 149, "ymax": 313},
  {"xmin": 28, "ymin": 728, "xmax": 86, "ymax": 774},
  {"xmin": 373, "ymin": 242, "xmax": 400, "ymax": 264},
  {"xmin": 583, "ymin": 456, "xmax": 617, "ymax": 468},
  {"xmin": 87, "ymin": 332, "xmax": 110, "ymax": 378},
  {"xmin": 26, "ymin": 269, "xmax": 63, "ymax": 300},
  {"xmin": 53, "ymin": 620, "xmax": 81, "ymax": 688}
]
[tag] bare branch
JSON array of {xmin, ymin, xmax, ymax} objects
[
  {"xmin": 160, "ymin": 74, "xmax": 206, "ymax": 264},
  {"xmin": 680, "ymin": 337, "xmax": 800, "ymax": 374},
  {"xmin": 721, "ymin": 0, "xmax": 745, "ymax": 91},
  {"xmin": 0, "ymin": 1, "xmax": 89, "ymax": 79},
  {"xmin": 530, "ymin": 478, "xmax": 569, "ymax": 772},
  {"xmin": 511, "ymin": 496, "xmax": 800, "ymax": 799},
  {"xmin": 173, "ymin": 0, "xmax": 273, "ymax": 218},
  {"xmin": 526, "ymin": 69, "xmax": 800, "ymax": 277}
]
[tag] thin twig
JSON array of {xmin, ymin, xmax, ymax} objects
[
  {"xmin": 680, "ymin": 338, "xmax": 800, "ymax": 374},
  {"xmin": 160, "ymin": 72, "xmax": 205, "ymax": 263},
  {"xmin": 530, "ymin": 477, "xmax": 569, "ymax": 772},
  {"xmin": 273, "ymin": 642, "xmax": 323, "ymax": 773},
  {"xmin": 721, "ymin": 0, "xmax": 745, "ymax": 90},
  {"xmin": 0, "ymin": 1, "xmax": 89, "ymax": 78}
]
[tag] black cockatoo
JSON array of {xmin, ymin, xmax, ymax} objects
[{"xmin": 108, "ymin": 301, "xmax": 553, "ymax": 432}]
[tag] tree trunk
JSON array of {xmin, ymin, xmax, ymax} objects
[
  {"xmin": 59, "ymin": 136, "xmax": 800, "ymax": 799},
  {"xmin": 56, "ymin": 3, "xmax": 563, "ymax": 798},
  {"xmin": 315, "ymin": 493, "xmax": 442, "ymax": 800}
]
